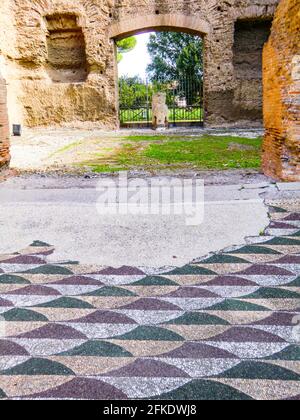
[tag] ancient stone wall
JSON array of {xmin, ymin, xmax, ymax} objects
[
  {"xmin": 45, "ymin": 14, "xmax": 89, "ymax": 84},
  {"xmin": 0, "ymin": 0, "xmax": 279, "ymax": 129},
  {"xmin": 232, "ymin": 20, "xmax": 272, "ymax": 122},
  {"xmin": 0, "ymin": 72, "xmax": 10, "ymax": 170},
  {"xmin": 263, "ymin": 0, "xmax": 300, "ymax": 181}
]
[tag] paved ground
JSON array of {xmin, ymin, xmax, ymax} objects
[
  {"xmin": 0, "ymin": 170, "xmax": 299, "ymax": 399},
  {"xmin": 0, "ymin": 177, "xmax": 271, "ymax": 267},
  {"xmin": 0, "ymin": 198, "xmax": 299, "ymax": 400}
]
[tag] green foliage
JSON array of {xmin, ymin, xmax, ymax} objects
[
  {"xmin": 118, "ymin": 76, "xmax": 175, "ymax": 109},
  {"xmin": 147, "ymin": 32, "xmax": 203, "ymax": 81},
  {"xmin": 116, "ymin": 37, "xmax": 137, "ymax": 62},
  {"xmin": 143, "ymin": 136, "xmax": 262, "ymax": 169},
  {"xmin": 119, "ymin": 76, "xmax": 152, "ymax": 108},
  {"xmin": 118, "ymin": 33, "xmax": 204, "ymax": 109},
  {"xmin": 88, "ymin": 135, "xmax": 263, "ymax": 173},
  {"xmin": 146, "ymin": 32, "xmax": 204, "ymax": 105}
]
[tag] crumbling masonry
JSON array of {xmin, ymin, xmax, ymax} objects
[
  {"xmin": 263, "ymin": 0, "xmax": 300, "ymax": 181},
  {"xmin": 0, "ymin": 0, "xmax": 299, "ymax": 180},
  {"xmin": 0, "ymin": 0, "xmax": 279, "ymax": 129}
]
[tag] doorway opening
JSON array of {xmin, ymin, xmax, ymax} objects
[{"xmin": 116, "ymin": 31, "xmax": 204, "ymax": 128}]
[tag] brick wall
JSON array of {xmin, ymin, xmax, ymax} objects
[
  {"xmin": 263, "ymin": 0, "xmax": 300, "ymax": 181},
  {"xmin": 0, "ymin": 72, "xmax": 10, "ymax": 170}
]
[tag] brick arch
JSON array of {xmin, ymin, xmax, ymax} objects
[{"xmin": 109, "ymin": 14, "xmax": 211, "ymax": 40}]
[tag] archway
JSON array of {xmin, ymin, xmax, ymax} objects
[
  {"xmin": 110, "ymin": 14, "xmax": 210, "ymax": 129},
  {"xmin": 109, "ymin": 14, "xmax": 211, "ymax": 40}
]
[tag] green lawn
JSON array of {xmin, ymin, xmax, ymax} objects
[{"xmin": 86, "ymin": 134, "xmax": 262, "ymax": 173}]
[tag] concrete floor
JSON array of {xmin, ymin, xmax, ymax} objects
[{"xmin": 0, "ymin": 176, "xmax": 271, "ymax": 267}]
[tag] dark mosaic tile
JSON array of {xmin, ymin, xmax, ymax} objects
[
  {"xmin": 69, "ymin": 310, "xmax": 137, "ymax": 324},
  {"xmin": 0, "ymin": 274, "xmax": 30, "ymax": 285},
  {"xmin": 2, "ymin": 308, "xmax": 48, "ymax": 322},
  {"xmin": 36, "ymin": 297, "xmax": 94, "ymax": 309},
  {"xmin": 84, "ymin": 286, "xmax": 136, "ymax": 297},
  {"xmin": 29, "ymin": 378, "xmax": 128, "ymax": 400},
  {"xmin": 219, "ymin": 361, "xmax": 300, "ymax": 381},
  {"xmin": 16, "ymin": 324, "xmax": 87, "ymax": 340},
  {"xmin": 95, "ymin": 266, "xmax": 145, "ymax": 275},
  {"xmin": 161, "ymin": 342, "xmax": 236, "ymax": 359},
  {"xmin": 2, "ymin": 358, "xmax": 75, "ymax": 376},
  {"xmin": 207, "ymin": 327, "xmax": 285, "ymax": 343},
  {"xmin": 166, "ymin": 312, "xmax": 230, "ymax": 326},
  {"xmin": 21, "ymin": 265, "xmax": 73, "ymax": 275},
  {"xmin": 59, "ymin": 340, "xmax": 133, "ymax": 357},
  {"xmin": 107, "ymin": 359, "xmax": 189, "ymax": 378},
  {"xmin": 151, "ymin": 379, "xmax": 253, "ymax": 400},
  {"xmin": 120, "ymin": 298, "xmax": 181, "ymax": 311},
  {"xmin": 116, "ymin": 326, "xmax": 184, "ymax": 342},
  {"xmin": 0, "ymin": 340, "xmax": 29, "ymax": 356}
]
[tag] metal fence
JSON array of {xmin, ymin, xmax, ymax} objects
[{"xmin": 119, "ymin": 76, "xmax": 204, "ymax": 127}]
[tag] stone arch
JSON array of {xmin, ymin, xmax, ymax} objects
[
  {"xmin": 109, "ymin": 13, "xmax": 210, "ymax": 128},
  {"xmin": 109, "ymin": 14, "xmax": 211, "ymax": 40}
]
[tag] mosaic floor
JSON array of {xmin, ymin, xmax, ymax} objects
[{"xmin": 0, "ymin": 200, "xmax": 299, "ymax": 400}]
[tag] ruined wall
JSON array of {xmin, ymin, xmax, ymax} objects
[
  {"xmin": 45, "ymin": 14, "xmax": 89, "ymax": 84},
  {"xmin": 0, "ymin": 0, "xmax": 22, "ymax": 127},
  {"xmin": 263, "ymin": 0, "xmax": 300, "ymax": 181},
  {"xmin": 0, "ymin": 72, "xmax": 10, "ymax": 170},
  {"xmin": 231, "ymin": 20, "xmax": 272, "ymax": 122},
  {"xmin": 1, "ymin": 0, "xmax": 279, "ymax": 129}
]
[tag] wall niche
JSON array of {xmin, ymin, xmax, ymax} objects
[
  {"xmin": 45, "ymin": 14, "xmax": 88, "ymax": 83},
  {"xmin": 232, "ymin": 19, "xmax": 272, "ymax": 121}
]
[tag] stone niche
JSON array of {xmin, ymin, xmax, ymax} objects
[
  {"xmin": 232, "ymin": 19, "xmax": 272, "ymax": 122},
  {"xmin": 45, "ymin": 14, "xmax": 89, "ymax": 83}
]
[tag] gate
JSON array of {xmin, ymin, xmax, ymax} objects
[{"xmin": 119, "ymin": 76, "xmax": 204, "ymax": 128}]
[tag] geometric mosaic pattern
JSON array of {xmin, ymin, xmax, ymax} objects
[{"xmin": 0, "ymin": 200, "xmax": 299, "ymax": 400}]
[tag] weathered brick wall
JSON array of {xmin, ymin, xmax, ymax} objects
[
  {"xmin": 0, "ymin": 72, "xmax": 10, "ymax": 170},
  {"xmin": 263, "ymin": 0, "xmax": 300, "ymax": 181},
  {"xmin": 0, "ymin": 0, "xmax": 279, "ymax": 129}
]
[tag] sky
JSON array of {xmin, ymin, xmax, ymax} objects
[{"xmin": 118, "ymin": 33, "xmax": 152, "ymax": 79}]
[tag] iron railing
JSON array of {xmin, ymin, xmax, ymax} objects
[{"xmin": 119, "ymin": 76, "xmax": 204, "ymax": 127}]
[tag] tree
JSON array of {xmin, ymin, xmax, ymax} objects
[
  {"xmin": 119, "ymin": 76, "xmax": 152, "ymax": 108},
  {"xmin": 146, "ymin": 32, "xmax": 203, "ymax": 105},
  {"xmin": 116, "ymin": 37, "xmax": 137, "ymax": 63}
]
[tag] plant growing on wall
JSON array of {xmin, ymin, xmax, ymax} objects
[{"xmin": 117, "ymin": 37, "xmax": 138, "ymax": 62}]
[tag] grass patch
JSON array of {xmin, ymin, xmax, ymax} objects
[
  {"xmin": 48, "ymin": 141, "xmax": 83, "ymax": 158},
  {"xmin": 87, "ymin": 135, "xmax": 262, "ymax": 173},
  {"xmin": 122, "ymin": 135, "xmax": 167, "ymax": 142}
]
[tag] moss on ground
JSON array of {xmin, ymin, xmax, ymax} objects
[{"xmin": 83, "ymin": 134, "xmax": 262, "ymax": 173}]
